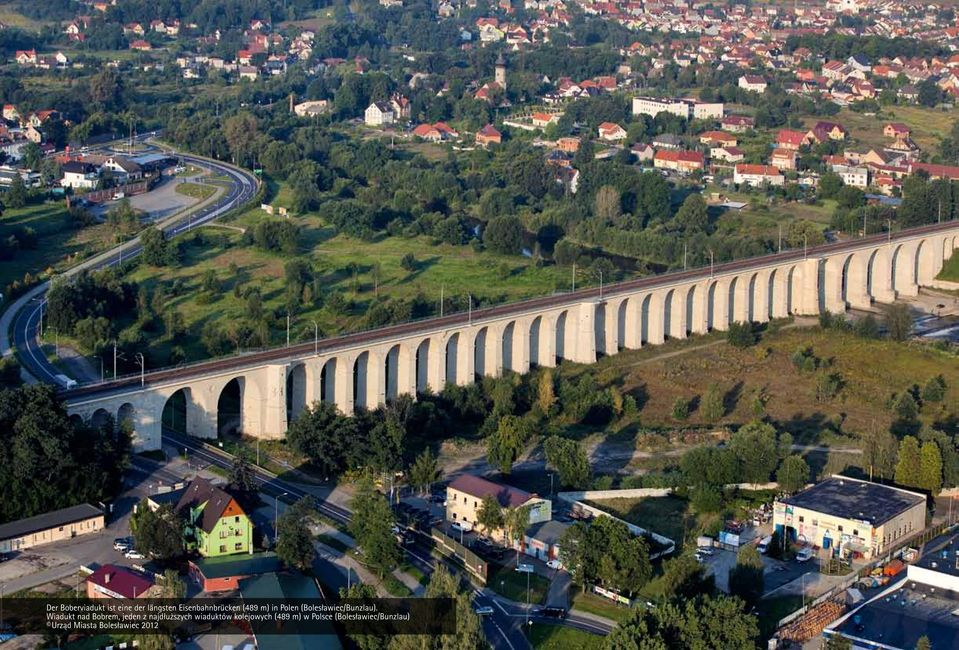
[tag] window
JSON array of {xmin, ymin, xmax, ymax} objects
[
  {"xmin": 219, "ymin": 545, "xmax": 226, "ymax": 553},
  {"xmin": 59, "ymin": 526, "xmax": 64, "ymax": 532},
  {"xmin": 837, "ymin": 525, "xmax": 843, "ymax": 532},
  {"xmin": 235, "ymin": 516, "xmax": 240, "ymax": 523},
  {"xmin": 235, "ymin": 542, "xmax": 243, "ymax": 551},
  {"xmin": 853, "ymin": 530, "xmax": 858, "ymax": 536},
  {"xmin": 463, "ymin": 497, "xmax": 467, "ymax": 504},
  {"xmin": 798, "ymin": 516, "xmax": 804, "ymax": 523}
]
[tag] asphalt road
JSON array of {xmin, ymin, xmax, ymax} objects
[
  {"xmin": 163, "ymin": 430, "xmax": 612, "ymax": 649},
  {"xmin": 9, "ymin": 139, "xmax": 258, "ymax": 387}
]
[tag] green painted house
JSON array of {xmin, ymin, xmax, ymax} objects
[{"xmin": 175, "ymin": 477, "xmax": 253, "ymax": 558}]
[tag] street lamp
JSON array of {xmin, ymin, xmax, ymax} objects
[
  {"xmin": 134, "ymin": 352, "xmax": 145, "ymax": 387},
  {"xmin": 274, "ymin": 491, "xmax": 289, "ymax": 544},
  {"xmin": 312, "ymin": 320, "xmax": 319, "ymax": 356}
]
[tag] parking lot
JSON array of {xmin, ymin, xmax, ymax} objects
[{"xmin": 701, "ymin": 545, "xmax": 816, "ymax": 594}]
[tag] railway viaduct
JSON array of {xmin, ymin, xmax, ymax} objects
[{"xmin": 64, "ymin": 223, "xmax": 959, "ymax": 451}]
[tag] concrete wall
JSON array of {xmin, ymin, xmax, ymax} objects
[{"xmin": 66, "ymin": 229, "xmax": 959, "ymax": 451}]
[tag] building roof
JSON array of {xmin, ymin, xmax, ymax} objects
[
  {"xmin": 87, "ymin": 564, "xmax": 154, "ymax": 599},
  {"xmin": 780, "ymin": 476, "xmax": 925, "ymax": 527},
  {"xmin": 175, "ymin": 477, "xmax": 245, "ymax": 534},
  {"xmin": 61, "ymin": 161, "xmax": 97, "ymax": 174},
  {"xmin": 240, "ymin": 573, "xmax": 341, "ymax": 650},
  {"xmin": 191, "ymin": 552, "xmax": 281, "ymax": 580},
  {"xmin": 914, "ymin": 532, "xmax": 959, "ymax": 578},
  {"xmin": 0, "ymin": 504, "xmax": 102, "ymax": 541},
  {"xmin": 447, "ymin": 474, "xmax": 534, "ymax": 508},
  {"xmin": 526, "ymin": 520, "xmax": 570, "ymax": 545},
  {"xmin": 736, "ymin": 163, "xmax": 780, "ymax": 176}
]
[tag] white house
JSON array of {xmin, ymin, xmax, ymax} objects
[
  {"xmin": 364, "ymin": 102, "xmax": 394, "ymax": 127},
  {"xmin": 832, "ymin": 164, "xmax": 869, "ymax": 188},
  {"xmin": 738, "ymin": 74, "xmax": 768, "ymax": 94},
  {"xmin": 60, "ymin": 161, "xmax": 99, "ymax": 189},
  {"xmin": 734, "ymin": 164, "xmax": 784, "ymax": 187}
]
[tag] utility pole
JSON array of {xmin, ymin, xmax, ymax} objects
[
  {"xmin": 135, "ymin": 352, "xmax": 145, "ymax": 387},
  {"xmin": 468, "ymin": 294, "xmax": 472, "ymax": 326},
  {"xmin": 312, "ymin": 320, "xmax": 319, "ymax": 356},
  {"xmin": 440, "ymin": 285, "xmax": 444, "ymax": 318},
  {"xmin": 778, "ymin": 224, "xmax": 782, "ymax": 253},
  {"xmin": 571, "ymin": 263, "xmax": 576, "ymax": 292},
  {"xmin": 286, "ymin": 313, "xmax": 291, "ymax": 347},
  {"xmin": 113, "ymin": 342, "xmax": 118, "ymax": 379},
  {"xmin": 803, "ymin": 234, "xmax": 808, "ymax": 260},
  {"xmin": 709, "ymin": 250, "xmax": 714, "ymax": 278},
  {"xmin": 599, "ymin": 270, "xmax": 604, "ymax": 300},
  {"xmin": 683, "ymin": 243, "xmax": 687, "ymax": 271}
]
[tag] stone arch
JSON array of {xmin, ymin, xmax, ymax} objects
[
  {"xmin": 663, "ymin": 289, "xmax": 674, "ymax": 339},
  {"xmin": 90, "ymin": 408, "xmax": 112, "ymax": 430},
  {"xmin": 216, "ymin": 377, "xmax": 255, "ymax": 435},
  {"xmin": 640, "ymin": 294, "xmax": 652, "ymax": 343},
  {"xmin": 502, "ymin": 322, "xmax": 516, "ymax": 371},
  {"xmin": 868, "ymin": 247, "xmax": 895, "ymax": 304},
  {"xmin": 727, "ymin": 277, "xmax": 738, "ymax": 324},
  {"xmin": 594, "ymin": 303, "xmax": 607, "ymax": 356},
  {"xmin": 117, "ymin": 402, "xmax": 136, "ymax": 433},
  {"xmin": 767, "ymin": 270, "xmax": 779, "ymax": 320},
  {"xmin": 415, "ymin": 339, "xmax": 431, "ymax": 393},
  {"xmin": 286, "ymin": 363, "xmax": 308, "ymax": 422},
  {"xmin": 666, "ymin": 287, "xmax": 687, "ymax": 339},
  {"xmin": 353, "ymin": 353, "xmax": 370, "ymax": 410},
  {"xmin": 162, "ymin": 387, "xmax": 191, "ymax": 433},
  {"xmin": 706, "ymin": 281, "xmax": 717, "ymax": 330},
  {"xmin": 846, "ymin": 251, "xmax": 872, "ymax": 310},
  {"xmin": 787, "ymin": 265, "xmax": 801, "ymax": 314},
  {"xmin": 642, "ymin": 293, "xmax": 665, "ymax": 344},
  {"xmin": 529, "ymin": 317, "xmax": 542, "ymax": 367},
  {"xmin": 69, "ymin": 413, "xmax": 84, "ymax": 429},
  {"xmin": 474, "ymin": 327, "xmax": 488, "ymax": 379},
  {"xmin": 916, "ymin": 237, "xmax": 941, "ymax": 285},
  {"xmin": 320, "ymin": 358, "xmax": 337, "ymax": 404},
  {"xmin": 822, "ymin": 254, "xmax": 850, "ymax": 314},
  {"xmin": 616, "ymin": 300, "xmax": 628, "ymax": 350},
  {"xmin": 891, "ymin": 242, "xmax": 919, "ymax": 296},
  {"xmin": 555, "ymin": 311, "xmax": 568, "ymax": 361},
  {"xmin": 685, "ymin": 284, "xmax": 697, "ymax": 335},
  {"xmin": 384, "ymin": 345, "xmax": 401, "ymax": 401},
  {"xmin": 746, "ymin": 273, "xmax": 758, "ymax": 322},
  {"xmin": 445, "ymin": 334, "xmax": 459, "ymax": 385}
]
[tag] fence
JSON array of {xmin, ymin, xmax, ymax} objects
[
  {"xmin": 83, "ymin": 178, "xmax": 155, "ymax": 204},
  {"xmin": 430, "ymin": 527, "xmax": 487, "ymax": 583}
]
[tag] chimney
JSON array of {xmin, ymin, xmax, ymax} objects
[{"xmin": 104, "ymin": 571, "xmax": 112, "ymax": 584}]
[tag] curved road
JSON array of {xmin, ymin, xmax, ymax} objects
[
  {"xmin": 62, "ymin": 218, "xmax": 959, "ymax": 401},
  {"xmin": 5, "ymin": 143, "xmax": 258, "ymax": 385}
]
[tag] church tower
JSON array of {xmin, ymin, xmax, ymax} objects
[{"xmin": 495, "ymin": 52, "xmax": 507, "ymax": 90}]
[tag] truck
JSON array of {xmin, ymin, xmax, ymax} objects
[
  {"xmin": 757, "ymin": 535, "xmax": 773, "ymax": 554},
  {"xmin": 54, "ymin": 374, "xmax": 77, "ymax": 390}
]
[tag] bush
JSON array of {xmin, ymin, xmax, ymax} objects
[
  {"xmin": 671, "ymin": 397, "xmax": 690, "ymax": 421},
  {"xmin": 921, "ymin": 375, "xmax": 947, "ymax": 404},
  {"xmin": 726, "ymin": 321, "xmax": 757, "ymax": 348}
]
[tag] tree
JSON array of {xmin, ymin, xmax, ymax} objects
[
  {"xmin": 860, "ymin": 425, "xmax": 899, "ymax": 481},
  {"xmin": 726, "ymin": 321, "xmax": 757, "ymax": 348},
  {"xmin": 503, "ymin": 504, "xmax": 532, "ymax": 568},
  {"xmin": 130, "ymin": 502, "xmax": 184, "ymax": 561},
  {"xmin": 656, "ymin": 554, "xmax": 714, "ymax": 601},
  {"xmin": 919, "ymin": 441, "xmax": 943, "ymax": 495},
  {"xmin": 408, "ymin": 448, "xmax": 440, "ymax": 495},
  {"xmin": 672, "ymin": 396, "xmax": 690, "ymax": 421},
  {"xmin": 476, "ymin": 495, "xmax": 504, "ymax": 537},
  {"xmin": 486, "ymin": 414, "xmax": 529, "ymax": 473},
  {"xmin": 700, "ymin": 383, "xmax": 725, "ymax": 424},
  {"xmin": 729, "ymin": 421, "xmax": 781, "ymax": 483},
  {"xmin": 675, "ymin": 193, "xmax": 709, "ymax": 233},
  {"xmin": 853, "ymin": 314, "xmax": 880, "ymax": 339},
  {"xmin": 894, "ymin": 436, "xmax": 922, "ymax": 488},
  {"xmin": 559, "ymin": 516, "xmax": 652, "ymax": 596},
  {"xmin": 824, "ymin": 634, "xmax": 853, "ymax": 650},
  {"xmin": 141, "ymin": 227, "xmax": 175, "ymax": 267},
  {"xmin": 349, "ymin": 477, "xmax": 400, "ymax": 577},
  {"xmin": 276, "ymin": 496, "xmax": 316, "ymax": 571},
  {"xmin": 884, "ymin": 303, "xmax": 913, "ymax": 342},
  {"xmin": 229, "ymin": 453, "xmax": 256, "ymax": 497},
  {"xmin": 160, "ymin": 569, "xmax": 186, "ymax": 598},
  {"xmin": 536, "ymin": 369, "xmax": 558, "ymax": 417},
  {"xmin": 819, "ymin": 171, "xmax": 843, "ymax": 199},
  {"xmin": 777, "ymin": 455, "xmax": 810, "ymax": 493},
  {"xmin": 543, "ymin": 436, "xmax": 591, "ymax": 490},
  {"xmin": 915, "ymin": 635, "xmax": 932, "ymax": 650},
  {"xmin": 6, "ymin": 173, "xmax": 26, "ymax": 209},
  {"xmin": 594, "ymin": 185, "xmax": 622, "ymax": 221},
  {"xmin": 391, "ymin": 564, "xmax": 486, "ymax": 650},
  {"xmin": 287, "ymin": 401, "xmax": 355, "ymax": 479},
  {"xmin": 400, "ymin": 253, "xmax": 417, "ymax": 272},
  {"xmin": 921, "ymin": 375, "xmax": 947, "ymax": 404},
  {"xmin": 894, "ymin": 392, "xmax": 919, "ymax": 422},
  {"xmin": 728, "ymin": 545, "xmax": 765, "ymax": 607},
  {"xmin": 483, "ymin": 215, "xmax": 524, "ymax": 255},
  {"xmin": 607, "ymin": 595, "xmax": 758, "ymax": 650}
]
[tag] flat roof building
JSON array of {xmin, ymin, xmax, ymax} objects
[
  {"xmin": 774, "ymin": 476, "xmax": 926, "ymax": 561},
  {"xmin": 0, "ymin": 504, "xmax": 104, "ymax": 553}
]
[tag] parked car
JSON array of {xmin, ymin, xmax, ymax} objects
[
  {"xmin": 757, "ymin": 536, "xmax": 773, "ymax": 555},
  {"xmin": 696, "ymin": 546, "xmax": 714, "ymax": 556},
  {"xmin": 546, "ymin": 559, "xmax": 562, "ymax": 570},
  {"xmin": 451, "ymin": 520, "xmax": 473, "ymax": 533},
  {"xmin": 796, "ymin": 547, "xmax": 814, "ymax": 562},
  {"xmin": 535, "ymin": 607, "xmax": 568, "ymax": 619},
  {"xmin": 0, "ymin": 553, "xmax": 9, "ymax": 563},
  {"xmin": 124, "ymin": 550, "xmax": 145, "ymax": 560},
  {"xmin": 113, "ymin": 537, "xmax": 133, "ymax": 552},
  {"xmin": 473, "ymin": 605, "xmax": 494, "ymax": 616}
]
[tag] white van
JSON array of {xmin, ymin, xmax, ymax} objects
[
  {"xmin": 757, "ymin": 535, "xmax": 773, "ymax": 554},
  {"xmin": 55, "ymin": 374, "xmax": 77, "ymax": 390}
]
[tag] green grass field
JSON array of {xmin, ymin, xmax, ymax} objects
[
  {"xmin": 561, "ymin": 324, "xmax": 959, "ymax": 443},
  {"xmin": 803, "ymin": 105, "xmax": 957, "ymax": 152},
  {"xmin": 526, "ymin": 623, "xmax": 606, "ymax": 650},
  {"xmin": 0, "ymin": 201, "xmax": 114, "ymax": 292},
  {"xmin": 489, "ymin": 565, "xmax": 550, "ymax": 605},
  {"xmin": 937, "ymin": 254, "xmax": 959, "ymax": 282},
  {"xmin": 583, "ymin": 495, "xmax": 693, "ymax": 549},
  {"xmin": 175, "ymin": 182, "xmax": 217, "ymax": 200},
  {"xmin": 569, "ymin": 587, "xmax": 634, "ymax": 623}
]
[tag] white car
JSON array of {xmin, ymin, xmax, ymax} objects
[
  {"xmin": 473, "ymin": 605, "xmax": 494, "ymax": 616},
  {"xmin": 546, "ymin": 559, "xmax": 562, "ymax": 570},
  {"xmin": 796, "ymin": 547, "xmax": 814, "ymax": 562},
  {"xmin": 451, "ymin": 520, "xmax": 473, "ymax": 533},
  {"xmin": 124, "ymin": 550, "xmax": 145, "ymax": 560}
]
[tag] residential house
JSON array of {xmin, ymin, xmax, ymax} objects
[
  {"xmin": 653, "ymin": 150, "xmax": 705, "ymax": 174},
  {"xmin": 832, "ymin": 164, "xmax": 868, "ymax": 188},
  {"xmin": 597, "ymin": 122, "xmax": 627, "ymax": 141},
  {"xmin": 908, "ymin": 162, "xmax": 959, "ymax": 181},
  {"xmin": 476, "ymin": 124, "xmax": 502, "ymax": 147},
  {"xmin": 101, "ymin": 156, "xmax": 143, "ymax": 183},
  {"xmin": 174, "ymin": 477, "xmax": 253, "ymax": 558},
  {"xmin": 129, "ymin": 39, "xmax": 152, "ymax": 51},
  {"xmin": 721, "ymin": 115, "xmax": 755, "ymax": 133},
  {"xmin": 807, "ymin": 121, "xmax": 848, "ymax": 143},
  {"xmin": 389, "ymin": 94, "xmax": 411, "ymax": 122},
  {"xmin": 293, "ymin": 100, "xmax": 330, "ymax": 117},
  {"xmin": 60, "ymin": 161, "xmax": 99, "ymax": 189},
  {"xmin": 771, "ymin": 148, "xmax": 798, "ymax": 171},
  {"xmin": 2, "ymin": 104, "xmax": 19, "ymax": 122},
  {"xmin": 522, "ymin": 520, "xmax": 570, "ymax": 563},
  {"xmin": 776, "ymin": 129, "xmax": 808, "ymax": 151},
  {"xmin": 14, "ymin": 50, "xmax": 37, "ymax": 65},
  {"xmin": 445, "ymin": 474, "xmax": 551, "ymax": 541},
  {"xmin": 412, "ymin": 122, "xmax": 459, "ymax": 142},
  {"xmin": 189, "ymin": 552, "xmax": 282, "ymax": 593},
  {"xmin": 699, "ymin": 131, "xmax": 737, "ymax": 147},
  {"xmin": 734, "ymin": 164, "xmax": 784, "ymax": 187},
  {"xmin": 531, "ymin": 112, "xmax": 559, "ymax": 128},
  {"xmin": 0, "ymin": 504, "xmax": 104, "ymax": 553},
  {"xmin": 556, "ymin": 137, "xmax": 580, "ymax": 153},
  {"xmin": 86, "ymin": 565, "xmax": 157, "ymax": 600},
  {"xmin": 238, "ymin": 66, "xmax": 258, "ymax": 81},
  {"xmin": 711, "ymin": 146, "xmax": 744, "ymax": 163},
  {"xmin": 651, "ymin": 133, "xmax": 684, "ymax": 150},
  {"xmin": 631, "ymin": 142, "xmax": 655, "ymax": 163},
  {"xmin": 364, "ymin": 102, "xmax": 394, "ymax": 127},
  {"xmin": 738, "ymin": 74, "xmax": 768, "ymax": 93}
]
